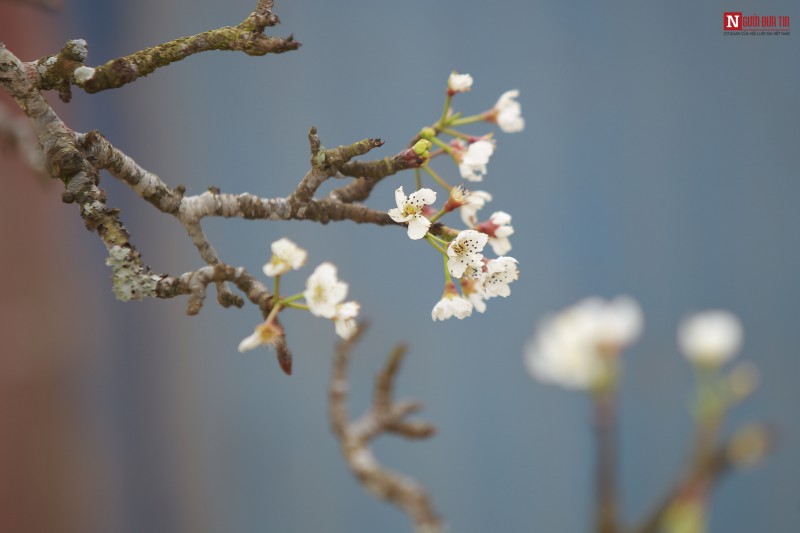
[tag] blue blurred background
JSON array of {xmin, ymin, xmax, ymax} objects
[{"xmin": 1, "ymin": 0, "xmax": 798, "ymax": 532}]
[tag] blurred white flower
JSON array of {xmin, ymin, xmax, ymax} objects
[
  {"xmin": 589, "ymin": 296, "xmax": 643, "ymax": 349},
  {"xmin": 678, "ymin": 310, "xmax": 743, "ymax": 365},
  {"xmin": 238, "ymin": 321, "xmax": 282, "ymax": 353},
  {"xmin": 263, "ymin": 237, "xmax": 308, "ymax": 277},
  {"xmin": 524, "ymin": 296, "xmax": 643, "ymax": 389},
  {"xmin": 492, "ymin": 90, "xmax": 525, "ymax": 133},
  {"xmin": 388, "ymin": 186, "xmax": 437, "ymax": 240},
  {"xmin": 448, "ymin": 71, "xmax": 473, "ymax": 94},
  {"xmin": 483, "ymin": 256, "xmax": 519, "ymax": 298},
  {"xmin": 304, "ymin": 262, "xmax": 348, "ymax": 318},
  {"xmin": 458, "ymin": 139, "xmax": 495, "ymax": 182},
  {"xmin": 447, "ymin": 229, "xmax": 488, "ymax": 279},
  {"xmin": 333, "ymin": 301, "xmax": 360, "ymax": 340},
  {"xmin": 459, "ymin": 189, "xmax": 492, "ymax": 226},
  {"xmin": 432, "ymin": 282, "xmax": 473, "ymax": 321}
]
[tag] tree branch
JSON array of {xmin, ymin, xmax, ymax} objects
[
  {"xmin": 34, "ymin": 1, "xmax": 299, "ymax": 98},
  {"xmin": 0, "ymin": 5, "xmax": 457, "ymax": 376},
  {"xmin": 330, "ymin": 326, "xmax": 441, "ymax": 533},
  {"xmin": 288, "ymin": 127, "xmax": 385, "ymax": 205}
]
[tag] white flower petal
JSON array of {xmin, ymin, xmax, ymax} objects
[
  {"xmin": 448, "ymin": 72, "xmax": 473, "ymax": 92},
  {"xmin": 394, "ymin": 187, "xmax": 407, "ymax": 209},
  {"xmin": 237, "ymin": 331, "xmax": 262, "ymax": 353},
  {"xmin": 490, "ymin": 211, "xmax": 512, "ymax": 226},
  {"xmin": 458, "ymin": 140, "xmax": 494, "ymax": 181},
  {"xmin": 460, "ymin": 190, "xmax": 492, "ymax": 226},
  {"xmin": 467, "ymin": 291, "xmax": 487, "ymax": 313},
  {"xmin": 494, "ymin": 90, "xmax": 525, "ymax": 133},
  {"xmin": 431, "ymin": 295, "xmax": 473, "ymax": 321},
  {"xmin": 407, "ymin": 215, "xmax": 431, "ymax": 240},
  {"xmin": 263, "ymin": 237, "xmax": 307, "ymax": 277},
  {"xmin": 408, "ymin": 188, "xmax": 437, "ymax": 207},
  {"xmin": 237, "ymin": 322, "xmax": 281, "ymax": 352},
  {"xmin": 334, "ymin": 301, "xmax": 360, "ymax": 339},
  {"xmin": 489, "ymin": 236, "xmax": 512, "ymax": 256},
  {"xmin": 388, "ymin": 207, "xmax": 411, "ymax": 223},
  {"xmin": 447, "ymin": 257, "xmax": 468, "ymax": 278},
  {"xmin": 431, "ymin": 298, "xmax": 451, "ymax": 321},
  {"xmin": 459, "ymin": 162, "xmax": 482, "ymax": 182},
  {"xmin": 450, "ymin": 296, "xmax": 473, "ymax": 319}
]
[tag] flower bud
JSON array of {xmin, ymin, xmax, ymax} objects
[{"xmin": 412, "ymin": 138, "xmax": 432, "ymax": 156}]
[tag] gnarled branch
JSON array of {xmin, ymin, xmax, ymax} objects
[{"xmin": 330, "ymin": 326, "xmax": 441, "ymax": 533}]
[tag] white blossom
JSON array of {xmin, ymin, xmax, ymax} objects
[
  {"xmin": 304, "ymin": 262, "xmax": 348, "ymax": 318},
  {"xmin": 388, "ymin": 186, "xmax": 437, "ymax": 240},
  {"xmin": 238, "ymin": 321, "xmax": 282, "ymax": 352},
  {"xmin": 478, "ymin": 211, "xmax": 514, "ymax": 255},
  {"xmin": 524, "ymin": 296, "xmax": 643, "ymax": 390},
  {"xmin": 458, "ymin": 139, "xmax": 495, "ymax": 182},
  {"xmin": 263, "ymin": 237, "xmax": 308, "ymax": 277},
  {"xmin": 447, "ymin": 229, "xmax": 488, "ymax": 279},
  {"xmin": 678, "ymin": 310, "xmax": 743, "ymax": 365},
  {"xmin": 460, "ymin": 190, "xmax": 492, "ymax": 226},
  {"xmin": 333, "ymin": 301, "xmax": 360, "ymax": 340},
  {"xmin": 432, "ymin": 283, "xmax": 473, "ymax": 321},
  {"xmin": 448, "ymin": 71, "xmax": 473, "ymax": 93},
  {"xmin": 483, "ymin": 256, "xmax": 519, "ymax": 298},
  {"xmin": 461, "ymin": 277, "xmax": 488, "ymax": 313},
  {"xmin": 492, "ymin": 90, "xmax": 525, "ymax": 133}
]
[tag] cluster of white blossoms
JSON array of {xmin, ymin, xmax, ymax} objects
[
  {"xmin": 238, "ymin": 238, "xmax": 360, "ymax": 353},
  {"xmin": 388, "ymin": 72, "xmax": 524, "ymax": 321},
  {"xmin": 524, "ymin": 297, "xmax": 745, "ymax": 390}
]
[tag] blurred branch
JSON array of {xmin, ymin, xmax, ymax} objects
[
  {"xmin": 594, "ymin": 387, "xmax": 619, "ymax": 533},
  {"xmin": 631, "ymin": 412, "xmax": 775, "ymax": 533},
  {"xmin": 0, "ymin": 0, "xmax": 60, "ymax": 11},
  {"xmin": 329, "ymin": 326, "xmax": 442, "ymax": 533},
  {"xmin": 0, "ymin": 102, "xmax": 44, "ymax": 174}
]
